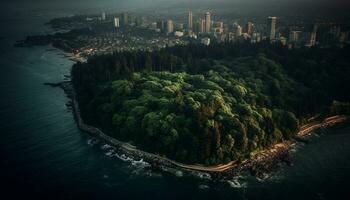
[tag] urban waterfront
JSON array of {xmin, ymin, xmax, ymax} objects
[{"xmin": 1, "ymin": 1, "xmax": 350, "ymax": 200}]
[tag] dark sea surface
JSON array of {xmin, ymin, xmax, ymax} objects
[{"xmin": 0, "ymin": 3, "xmax": 350, "ymax": 200}]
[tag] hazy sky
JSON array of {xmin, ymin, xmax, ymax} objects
[{"xmin": 2, "ymin": 0, "xmax": 349, "ymax": 14}]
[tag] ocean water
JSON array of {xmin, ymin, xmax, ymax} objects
[{"xmin": 0, "ymin": 4, "xmax": 350, "ymax": 200}]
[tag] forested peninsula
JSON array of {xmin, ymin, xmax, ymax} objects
[{"xmin": 72, "ymin": 42, "xmax": 350, "ymax": 165}]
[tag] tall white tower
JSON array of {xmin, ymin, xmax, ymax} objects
[
  {"xmin": 114, "ymin": 17, "xmax": 120, "ymax": 28},
  {"xmin": 188, "ymin": 11, "xmax": 193, "ymax": 30},
  {"xmin": 205, "ymin": 12, "xmax": 211, "ymax": 33},
  {"xmin": 167, "ymin": 20, "xmax": 174, "ymax": 34},
  {"xmin": 267, "ymin": 16, "xmax": 277, "ymax": 40}
]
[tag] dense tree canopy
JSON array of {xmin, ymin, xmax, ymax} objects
[{"xmin": 72, "ymin": 42, "xmax": 350, "ymax": 165}]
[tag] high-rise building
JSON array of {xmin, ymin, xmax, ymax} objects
[
  {"xmin": 122, "ymin": 12, "xmax": 128, "ymax": 26},
  {"xmin": 150, "ymin": 22, "xmax": 157, "ymax": 30},
  {"xmin": 175, "ymin": 23, "xmax": 184, "ymax": 31},
  {"xmin": 199, "ymin": 19, "xmax": 206, "ymax": 33},
  {"xmin": 135, "ymin": 17, "xmax": 143, "ymax": 27},
  {"xmin": 289, "ymin": 30, "xmax": 301, "ymax": 43},
  {"xmin": 101, "ymin": 12, "xmax": 106, "ymax": 21},
  {"xmin": 205, "ymin": 12, "xmax": 211, "ymax": 33},
  {"xmin": 166, "ymin": 20, "xmax": 174, "ymax": 34},
  {"xmin": 114, "ymin": 17, "xmax": 120, "ymax": 28},
  {"xmin": 213, "ymin": 21, "xmax": 224, "ymax": 34},
  {"xmin": 267, "ymin": 16, "xmax": 277, "ymax": 40},
  {"xmin": 212, "ymin": 22, "xmax": 224, "ymax": 34},
  {"xmin": 193, "ymin": 20, "xmax": 202, "ymax": 33},
  {"xmin": 227, "ymin": 32, "xmax": 235, "ymax": 42},
  {"xmin": 214, "ymin": 21, "xmax": 224, "ymax": 29},
  {"xmin": 245, "ymin": 21, "xmax": 254, "ymax": 35},
  {"xmin": 308, "ymin": 24, "xmax": 318, "ymax": 47},
  {"xmin": 279, "ymin": 37, "xmax": 287, "ymax": 46},
  {"xmin": 157, "ymin": 21, "xmax": 166, "ymax": 32},
  {"xmin": 251, "ymin": 33, "xmax": 261, "ymax": 43},
  {"xmin": 188, "ymin": 11, "xmax": 193, "ymax": 30},
  {"xmin": 233, "ymin": 23, "xmax": 242, "ymax": 38}
]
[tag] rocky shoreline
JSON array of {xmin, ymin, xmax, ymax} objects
[{"xmin": 47, "ymin": 80, "xmax": 349, "ymax": 180}]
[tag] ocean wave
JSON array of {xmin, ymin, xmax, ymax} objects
[
  {"xmin": 290, "ymin": 143, "xmax": 306, "ymax": 154},
  {"xmin": 227, "ymin": 179, "xmax": 248, "ymax": 189},
  {"xmin": 175, "ymin": 170, "xmax": 183, "ymax": 177},
  {"xmin": 101, "ymin": 144, "xmax": 113, "ymax": 150},
  {"xmin": 87, "ymin": 138, "xmax": 99, "ymax": 146},
  {"xmin": 256, "ymin": 173, "xmax": 270, "ymax": 182},
  {"xmin": 115, "ymin": 153, "xmax": 151, "ymax": 169},
  {"xmin": 115, "ymin": 153, "xmax": 134, "ymax": 162},
  {"xmin": 131, "ymin": 158, "xmax": 151, "ymax": 168},
  {"xmin": 105, "ymin": 149, "xmax": 115, "ymax": 157},
  {"xmin": 192, "ymin": 172, "xmax": 211, "ymax": 180}
]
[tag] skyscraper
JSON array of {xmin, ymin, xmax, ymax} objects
[
  {"xmin": 245, "ymin": 21, "xmax": 254, "ymax": 35},
  {"xmin": 205, "ymin": 12, "xmax": 211, "ymax": 33},
  {"xmin": 101, "ymin": 12, "xmax": 106, "ymax": 21},
  {"xmin": 122, "ymin": 12, "xmax": 128, "ymax": 26},
  {"xmin": 213, "ymin": 22, "xmax": 224, "ymax": 34},
  {"xmin": 233, "ymin": 23, "xmax": 242, "ymax": 38},
  {"xmin": 114, "ymin": 17, "xmax": 120, "ymax": 28},
  {"xmin": 188, "ymin": 11, "xmax": 193, "ymax": 30},
  {"xmin": 167, "ymin": 20, "xmax": 174, "ymax": 34},
  {"xmin": 157, "ymin": 21, "xmax": 165, "ymax": 32},
  {"xmin": 267, "ymin": 17, "xmax": 277, "ymax": 40},
  {"xmin": 309, "ymin": 24, "xmax": 318, "ymax": 47},
  {"xmin": 289, "ymin": 30, "xmax": 301, "ymax": 43},
  {"xmin": 199, "ymin": 19, "xmax": 206, "ymax": 33}
]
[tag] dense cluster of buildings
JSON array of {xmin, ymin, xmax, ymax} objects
[
  {"xmin": 103, "ymin": 10, "xmax": 349, "ymax": 49},
  {"xmin": 91, "ymin": 10, "xmax": 350, "ymax": 50}
]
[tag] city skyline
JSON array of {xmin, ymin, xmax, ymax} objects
[{"xmin": 96, "ymin": 9, "xmax": 348, "ymax": 50}]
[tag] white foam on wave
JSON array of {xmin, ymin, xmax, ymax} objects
[
  {"xmin": 101, "ymin": 144, "xmax": 113, "ymax": 150},
  {"xmin": 131, "ymin": 158, "xmax": 151, "ymax": 168},
  {"xmin": 105, "ymin": 149, "xmax": 115, "ymax": 157},
  {"xmin": 87, "ymin": 138, "xmax": 99, "ymax": 146},
  {"xmin": 100, "ymin": 143, "xmax": 117, "ymax": 157},
  {"xmin": 192, "ymin": 172, "xmax": 211, "ymax": 180},
  {"xmin": 256, "ymin": 173, "xmax": 270, "ymax": 182},
  {"xmin": 115, "ymin": 154, "xmax": 133, "ymax": 162},
  {"xmin": 227, "ymin": 179, "xmax": 248, "ymax": 189},
  {"xmin": 290, "ymin": 146, "xmax": 298, "ymax": 153},
  {"xmin": 115, "ymin": 153, "xmax": 151, "ymax": 169},
  {"xmin": 175, "ymin": 170, "xmax": 183, "ymax": 177},
  {"xmin": 290, "ymin": 142, "xmax": 306, "ymax": 154}
]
